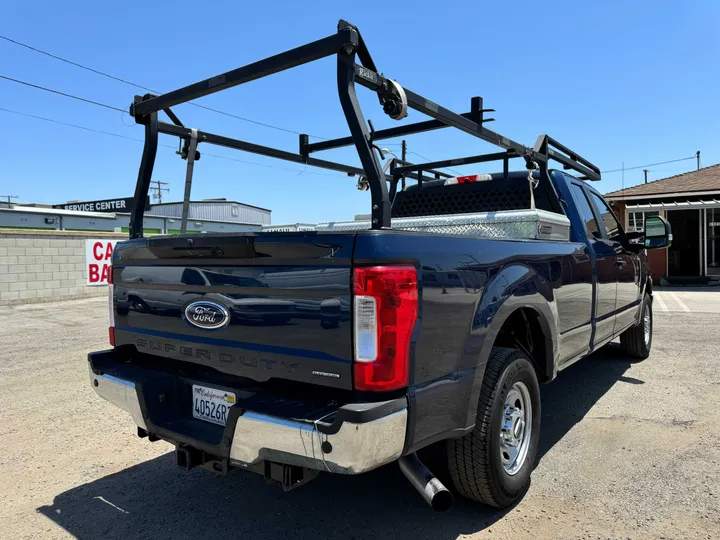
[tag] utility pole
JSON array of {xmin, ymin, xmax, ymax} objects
[
  {"xmin": 0, "ymin": 194, "xmax": 18, "ymax": 205},
  {"xmin": 149, "ymin": 180, "xmax": 169, "ymax": 203},
  {"xmin": 643, "ymin": 169, "xmax": 649, "ymax": 184},
  {"xmin": 696, "ymin": 150, "xmax": 701, "ymax": 170}
]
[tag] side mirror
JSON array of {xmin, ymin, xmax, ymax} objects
[{"xmin": 644, "ymin": 216, "xmax": 672, "ymax": 249}]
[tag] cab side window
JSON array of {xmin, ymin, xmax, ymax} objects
[
  {"xmin": 569, "ymin": 184, "xmax": 601, "ymax": 239},
  {"xmin": 588, "ymin": 191, "xmax": 622, "ymax": 241}
]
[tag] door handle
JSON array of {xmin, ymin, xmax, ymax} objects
[{"xmin": 615, "ymin": 257, "xmax": 627, "ymax": 267}]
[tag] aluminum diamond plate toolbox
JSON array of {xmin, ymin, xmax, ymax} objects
[{"xmin": 316, "ymin": 209, "xmax": 570, "ymax": 241}]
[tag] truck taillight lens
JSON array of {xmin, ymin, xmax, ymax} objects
[
  {"xmin": 108, "ymin": 266, "xmax": 115, "ymax": 346},
  {"xmin": 353, "ymin": 266, "xmax": 418, "ymax": 391}
]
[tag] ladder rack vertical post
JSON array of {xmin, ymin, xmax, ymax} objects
[{"xmin": 130, "ymin": 107, "xmax": 158, "ymax": 239}]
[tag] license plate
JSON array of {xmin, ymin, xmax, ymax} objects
[{"xmin": 192, "ymin": 385, "xmax": 236, "ymax": 426}]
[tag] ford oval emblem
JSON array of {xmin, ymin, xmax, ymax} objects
[{"xmin": 184, "ymin": 301, "xmax": 230, "ymax": 330}]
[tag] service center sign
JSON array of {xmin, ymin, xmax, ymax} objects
[
  {"xmin": 54, "ymin": 196, "xmax": 149, "ymax": 213},
  {"xmin": 85, "ymin": 240, "xmax": 117, "ymax": 286}
]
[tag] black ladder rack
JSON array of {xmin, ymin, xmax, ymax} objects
[{"xmin": 128, "ymin": 19, "xmax": 600, "ymax": 238}]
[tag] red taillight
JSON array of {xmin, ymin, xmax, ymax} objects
[
  {"xmin": 108, "ymin": 326, "xmax": 115, "ymax": 346},
  {"xmin": 108, "ymin": 266, "xmax": 113, "ymax": 285},
  {"xmin": 353, "ymin": 266, "xmax": 418, "ymax": 391}
]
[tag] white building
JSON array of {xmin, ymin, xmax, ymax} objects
[{"xmin": 146, "ymin": 199, "xmax": 271, "ymax": 225}]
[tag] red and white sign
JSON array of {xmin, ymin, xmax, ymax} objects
[{"xmin": 85, "ymin": 239, "xmax": 118, "ymax": 286}]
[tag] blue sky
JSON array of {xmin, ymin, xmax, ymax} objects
[{"xmin": 2, "ymin": 1, "xmax": 719, "ymax": 224}]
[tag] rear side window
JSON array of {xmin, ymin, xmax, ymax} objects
[{"xmin": 569, "ymin": 184, "xmax": 600, "ymax": 239}]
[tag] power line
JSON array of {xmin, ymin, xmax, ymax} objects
[
  {"xmin": 0, "ymin": 79, "xmax": 335, "ymax": 159},
  {"xmin": 187, "ymin": 103, "xmax": 327, "ymax": 138},
  {"xmin": 0, "ymin": 34, "xmax": 327, "ymax": 139},
  {"xmin": 0, "ymin": 107, "xmax": 346, "ymax": 178},
  {"xmin": 0, "ymin": 75, "xmax": 126, "ymax": 112},
  {"xmin": 408, "ymin": 150, "xmax": 700, "ymax": 179},
  {"xmin": 0, "ymin": 35, "xmax": 418, "ymax": 148},
  {"xmin": 408, "ymin": 150, "xmax": 462, "ymax": 176},
  {"xmin": 4, "ymin": 77, "xmax": 697, "ymax": 187},
  {"xmin": 602, "ymin": 155, "xmax": 696, "ymax": 174},
  {"xmin": 0, "ymin": 107, "xmax": 142, "ymax": 142},
  {"xmin": 0, "ymin": 35, "xmax": 156, "ymax": 91},
  {"xmin": 200, "ymin": 151, "xmax": 340, "ymax": 176},
  {"xmin": 408, "ymin": 150, "xmax": 431, "ymax": 161}
]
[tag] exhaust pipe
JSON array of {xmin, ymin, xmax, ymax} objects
[{"xmin": 399, "ymin": 453, "xmax": 453, "ymax": 512}]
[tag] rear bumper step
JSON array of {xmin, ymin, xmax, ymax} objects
[{"xmin": 89, "ymin": 351, "xmax": 407, "ymax": 475}]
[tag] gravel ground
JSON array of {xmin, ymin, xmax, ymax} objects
[{"xmin": 1, "ymin": 295, "xmax": 719, "ymax": 539}]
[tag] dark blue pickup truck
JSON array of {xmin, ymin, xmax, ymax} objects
[{"xmin": 89, "ymin": 21, "xmax": 672, "ymax": 512}]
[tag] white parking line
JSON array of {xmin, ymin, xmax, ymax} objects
[
  {"xmin": 668, "ymin": 292, "xmax": 691, "ymax": 313},
  {"xmin": 654, "ymin": 293, "xmax": 669, "ymax": 312}
]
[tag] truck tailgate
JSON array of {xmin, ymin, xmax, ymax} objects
[{"xmin": 112, "ymin": 233, "xmax": 354, "ymax": 390}]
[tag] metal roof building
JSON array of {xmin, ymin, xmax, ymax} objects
[
  {"xmin": 0, "ymin": 198, "xmax": 270, "ymax": 234},
  {"xmin": 146, "ymin": 199, "xmax": 271, "ymax": 225},
  {"xmin": 0, "ymin": 205, "xmax": 263, "ymax": 234}
]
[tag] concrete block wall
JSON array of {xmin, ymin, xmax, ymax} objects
[{"xmin": 0, "ymin": 230, "xmax": 126, "ymax": 306}]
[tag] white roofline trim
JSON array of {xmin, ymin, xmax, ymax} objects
[
  {"xmin": 113, "ymin": 212, "xmax": 261, "ymax": 227},
  {"xmin": 607, "ymin": 189, "xmax": 720, "ymax": 201},
  {"xmin": 627, "ymin": 199, "xmax": 720, "ymax": 211}
]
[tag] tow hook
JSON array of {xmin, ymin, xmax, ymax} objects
[
  {"xmin": 175, "ymin": 445, "xmax": 229, "ymax": 475},
  {"xmin": 264, "ymin": 462, "xmax": 319, "ymax": 492}
]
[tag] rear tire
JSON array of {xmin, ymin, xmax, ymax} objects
[
  {"xmin": 619, "ymin": 293, "xmax": 652, "ymax": 360},
  {"xmin": 447, "ymin": 347, "xmax": 541, "ymax": 508}
]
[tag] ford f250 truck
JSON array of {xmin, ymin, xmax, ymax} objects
[{"xmin": 89, "ymin": 21, "xmax": 672, "ymax": 511}]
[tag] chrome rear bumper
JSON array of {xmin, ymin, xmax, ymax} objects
[
  {"xmin": 229, "ymin": 409, "xmax": 407, "ymax": 474},
  {"xmin": 91, "ymin": 369, "xmax": 147, "ymax": 431},
  {"xmin": 89, "ymin": 365, "xmax": 407, "ymax": 475}
]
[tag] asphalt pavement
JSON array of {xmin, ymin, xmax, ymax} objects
[{"xmin": 1, "ymin": 290, "xmax": 718, "ymax": 539}]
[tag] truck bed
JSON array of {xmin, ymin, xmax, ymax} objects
[{"xmin": 110, "ymin": 227, "xmax": 589, "ymax": 417}]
